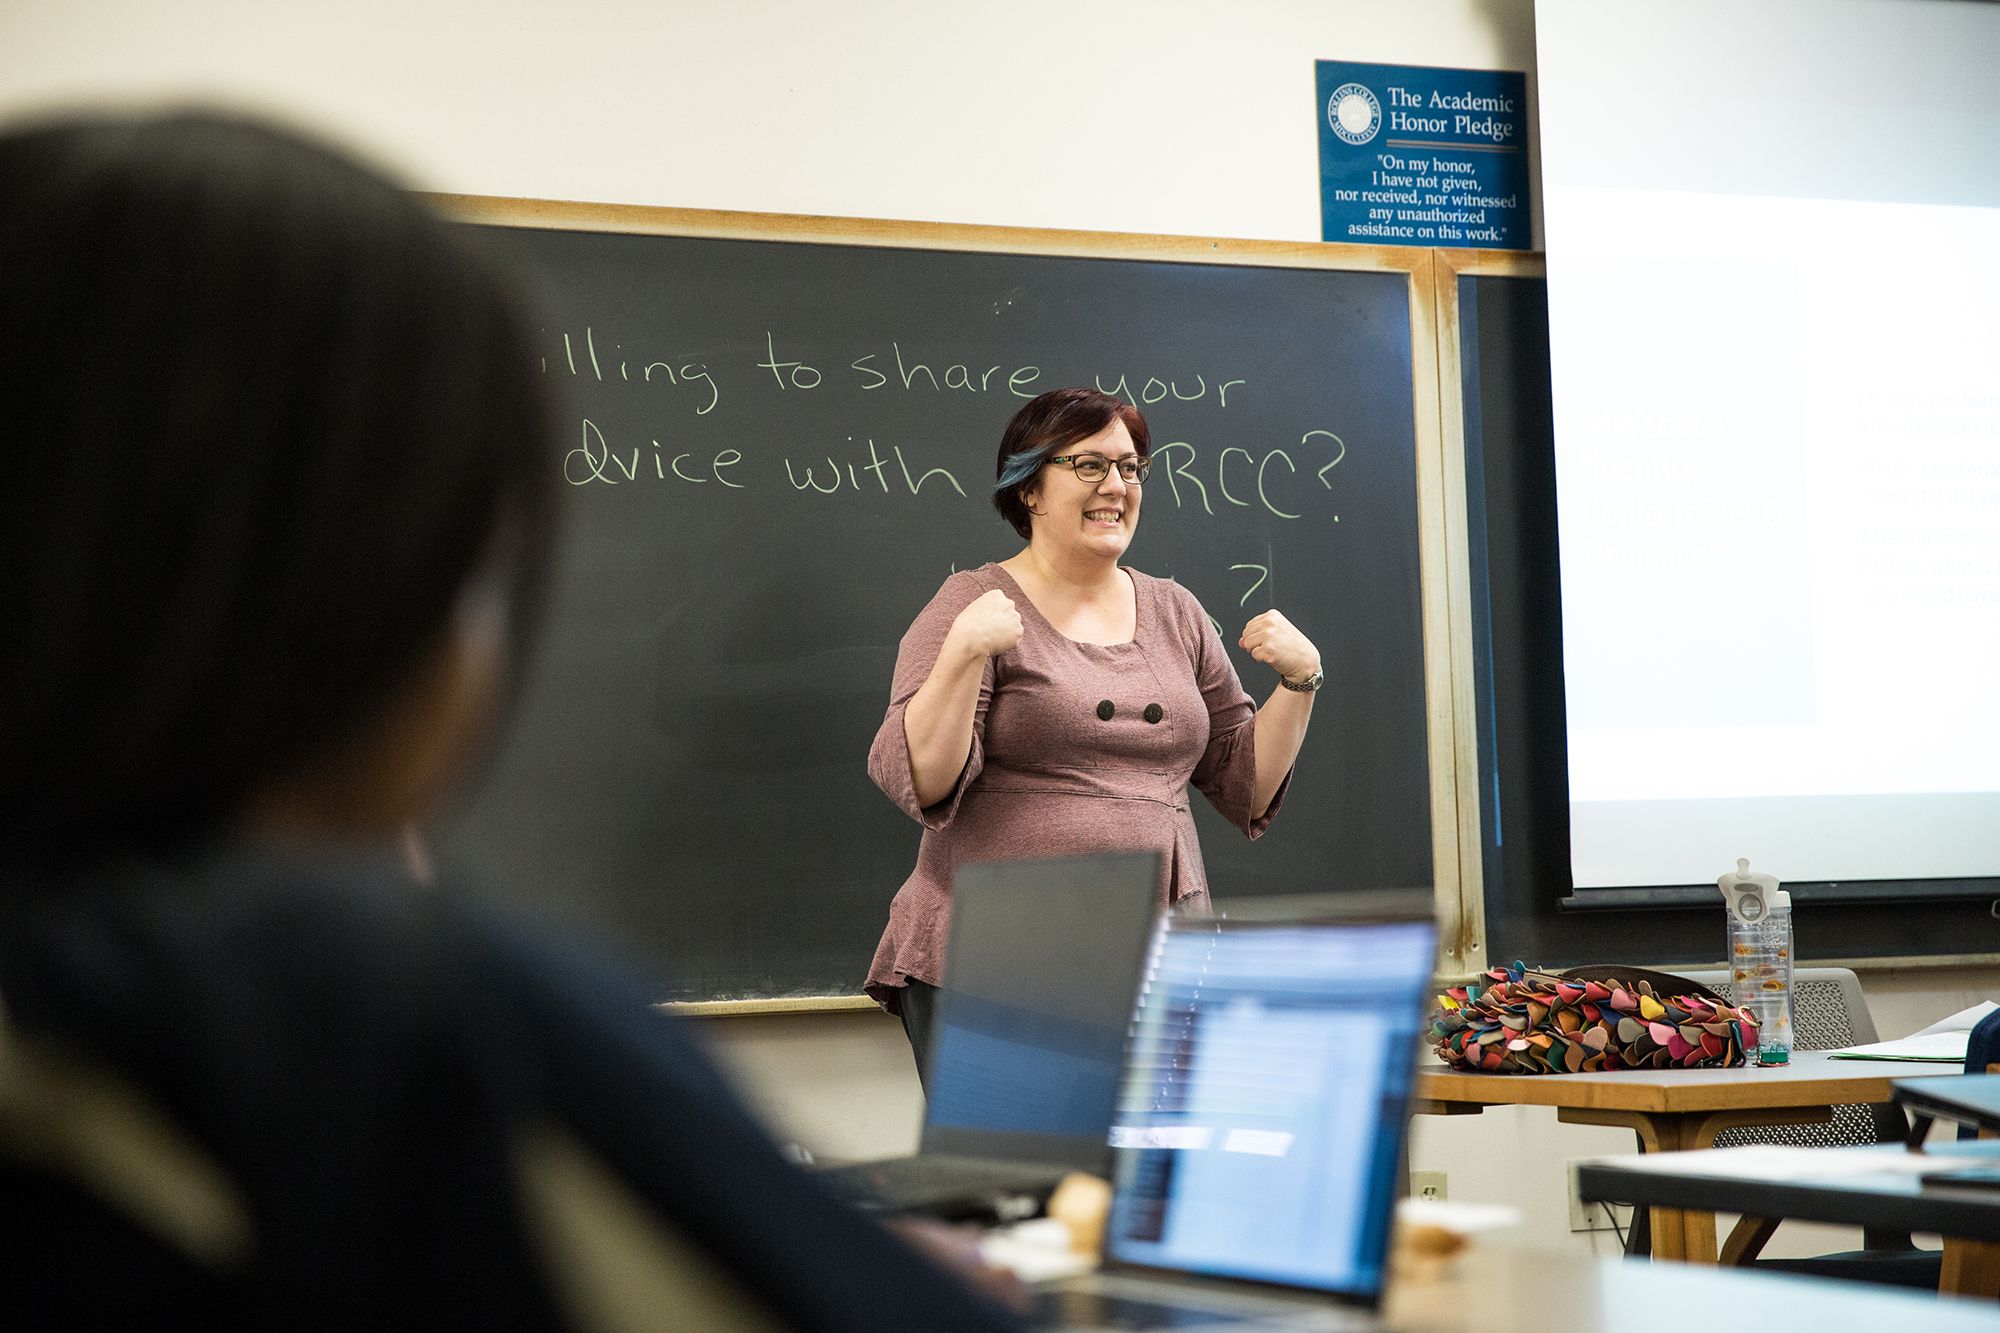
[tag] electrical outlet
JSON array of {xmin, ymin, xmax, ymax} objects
[
  {"xmin": 1566, "ymin": 1159, "xmax": 1625, "ymax": 1232},
  {"xmin": 1409, "ymin": 1170, "xmax": 1447, "ymax": 1202}
]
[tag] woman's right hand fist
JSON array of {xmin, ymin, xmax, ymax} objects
[{"xmin": 946, "ymin": 588, "xmax": 1023, "ymax": 660}]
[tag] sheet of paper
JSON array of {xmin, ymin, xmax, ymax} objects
[
  {"xmin": 1829, "ymin": 1001, "xmax": 1998, "ymax": 1061},
  {"xmin": 1911, "ymin": 1001, "xmax": 2000, "ymax": 1038},
  {"xmin": 1590, "ymin": 1144, "xmax": 1939, "ymax": 1181}
]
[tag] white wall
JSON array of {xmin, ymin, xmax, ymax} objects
[
  {"xmin": 0, "ymin": 0, "xmax": 1540, "ymax": 243},
  {"xmin": 11, "ymin": 0, "xmax": 1981, "ymax": 1265}
]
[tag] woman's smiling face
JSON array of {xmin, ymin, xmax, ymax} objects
[{"xmin": 1021, "ymin": 418, "xmax": 1144, "ymax": 562}]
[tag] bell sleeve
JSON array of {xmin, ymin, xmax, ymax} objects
[
  {"xmin": 866, "ymin": 573, "xmax": 995, "ymax": 831},
  {"xmin": 1183, "ymin": 586, "xmax": 1290, "ymax": 837}
]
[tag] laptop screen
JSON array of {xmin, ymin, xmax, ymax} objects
[
  {"xmin": 1100, "ymin": 910, "xmax": 1436, "ymax": 1299},
  {"xmin": 920, "ymin": 852, "xmax": 1163, "ymax": 1170}
]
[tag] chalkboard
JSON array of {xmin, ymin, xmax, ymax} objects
[{"xmin": 439, "ymin": 200, "xmax": 1448, "ymax": 1004}]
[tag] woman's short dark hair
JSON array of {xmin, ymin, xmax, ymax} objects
[
  {"xmin": 0, "ymin": 110, "xmax": 558, "ymax": 864},
  {"xmin": 991, "ymin": 387, "xmax": 1150, "ymax": 539}
]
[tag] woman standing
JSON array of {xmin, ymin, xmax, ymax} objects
[{"xmin": 867, "ymin": 387, "xmax": 1324, "ymax": 1077}]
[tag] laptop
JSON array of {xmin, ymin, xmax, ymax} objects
[
  {"xmin": 1035, "ymin": 890, "xmax": 1439, "ymax": 1332},
  {"xmin": 823, "ymin": 851, "xmax": 1163, "ymax": 1220}
]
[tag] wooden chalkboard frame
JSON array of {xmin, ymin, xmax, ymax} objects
[
  {"xmin": 1434, "ymin": 248, "xmax": 1546, "ymax": 982},
  {"xmin": 430, "ymin": 193, "xmax": 1462, "ymax": 1013}
]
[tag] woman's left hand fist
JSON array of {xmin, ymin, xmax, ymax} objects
[{"xmin": 1239, "ymin": 610, "xmax": 1320, "ymax": 685}]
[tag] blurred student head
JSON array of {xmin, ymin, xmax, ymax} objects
[{"xmin": 0, "ymin": 110, "xmax": 558, "ymax": 868}]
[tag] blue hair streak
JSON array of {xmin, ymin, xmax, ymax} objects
[{"xmin": 992, "ymin": 447, "xmax": 1046, "ymax": 493}]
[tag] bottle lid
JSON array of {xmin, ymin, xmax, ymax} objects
[{"xmin": 1719, "ymin": 857, "xmax": 1782, "ymax": 925}]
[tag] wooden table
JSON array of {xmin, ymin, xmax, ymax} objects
[
  {"xmin": 1576, "ymin": 1140, "xmax": 2000, "ymax": 1298},
  {"xmin": 1413, "ymin": 1052, "xmax": 1914, "ymax": 1263}
]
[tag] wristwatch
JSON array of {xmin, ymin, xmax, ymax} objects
[{"xmin": 1280, "ymin": 666, "xmax": 1324, "ymax": 693}]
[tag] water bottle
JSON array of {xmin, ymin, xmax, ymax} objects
[{"xmin": 1719, "ymin": 858, "xmax": 1793, "ymax": 1065}]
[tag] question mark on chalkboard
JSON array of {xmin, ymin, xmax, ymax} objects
[
  {"xmin": 1229, "ymin": 563, "xmax": 1270, "ymax": 608},
  {"xmin": 1305, "ymin": 430, "xmax": 1348, "ymax": 488}
]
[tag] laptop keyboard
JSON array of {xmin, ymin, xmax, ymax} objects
[
  {"xmin": 820, "ymin": 1153, "xmax": 1073, "ymax": 1220},
  {"xmin": 1033, "ymin": 1288, "xmax": 1264, "ymax": 1329}
]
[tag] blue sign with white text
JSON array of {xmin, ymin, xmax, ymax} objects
[{"xmin": 1316, "ymin": 61, "xmax": 1530, "ymax": 249}]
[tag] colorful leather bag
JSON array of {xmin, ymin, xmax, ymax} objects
[{"xmin": 1430, "ymin": 962, "xmax": 1759, "ymax": 1073}]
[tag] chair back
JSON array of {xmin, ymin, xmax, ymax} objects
[
  {"xmin": 1668, "ymin": 967, "xmax": 1936, "ymax": 1272},
  {"xmin": 1674, "ymin": 966, "xmax": 1906, "ymax": 1148}
]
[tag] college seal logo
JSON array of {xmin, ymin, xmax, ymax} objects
[{"xmin": 1327, "ymin": 83, "xmax": 1381, "ymax": 145}]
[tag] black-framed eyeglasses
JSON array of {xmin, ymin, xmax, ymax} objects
[{"xmin": 1047, "ymin": 452, "xmax": 1151, "ymax": 484}]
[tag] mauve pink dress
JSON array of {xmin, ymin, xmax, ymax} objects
[{"xmin": 864, "ymin": 563, "xmax": 1289, "ymax": 1008}]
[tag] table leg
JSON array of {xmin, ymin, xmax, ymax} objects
[
  {"xmin": 1557, "ymin": 1108, "xmax": 1697, "ymax": 1261},
  {"xmin": 1718, "ymin": 1216, "xmax": 1780, "ymax": 1266},
  {"xmin": 1558, "ymin": 1105, "xmax": 1838, "ymax": 1265},
  {"xmin": 1676, "ymin": 1206, "xmax": 1717, "ymax": 1266},
  {"xmin": 1941, "ymin": 1239, "xmax": 2000, "ymax": 1299},
  {"xmin": 1668, "ymin": 1109, "xmax": 1836, "ymax": 1267},
  {"xmin": 1647, "ymin": 1208, "xmax": 1693, "ymax": 1262}
]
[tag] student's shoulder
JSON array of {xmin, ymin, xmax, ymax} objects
[{"xmin": 194, "ymin": 854, "xmax": 708, "ymax": 1080}]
